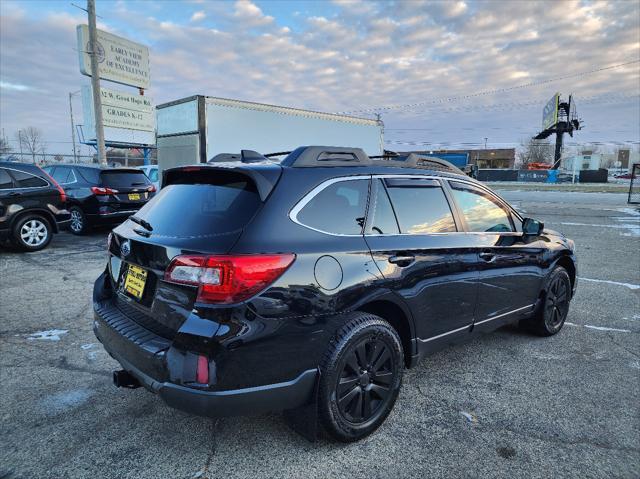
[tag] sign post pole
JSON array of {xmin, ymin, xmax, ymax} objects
[{"xmin": 87, "ymin": 0, "xmax": 107, "ymax": 166}]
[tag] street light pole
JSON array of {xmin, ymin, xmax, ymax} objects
[
  {"xmin": 484, "ymin": 137, "xmax": 488, "ymax": 150},
  {"xmin": 87, "ymin": 0, "xmax": 107, "ymax": 166}
]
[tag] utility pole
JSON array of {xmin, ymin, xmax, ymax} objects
[
  {"xmin": 69, "ymin": 92, "xmax": 79, "ymax": 163},
  {"xmin": 18, "ymin": 129, "xmax": 23, "ymax": 161},
  {"xmin": 87, "ymin": 0, "xmax": 107, "ymax": 166},
  {"xmin": 484, "ymin": 137, "xmax": 488, "ymax": 150}
]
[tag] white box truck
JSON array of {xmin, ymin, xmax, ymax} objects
[{"xmin": 156, "ymin": 96, "xmax": 383, "ymax": 173}]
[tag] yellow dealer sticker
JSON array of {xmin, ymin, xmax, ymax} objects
[{"xmin": 124, "ymin": 264, "xmax": 147, "ymax": 300}]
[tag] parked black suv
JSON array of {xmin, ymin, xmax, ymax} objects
[
  {"xmin": 0, "ymin": 162, "xmax": 70, "ymax": 251},
  {"xmin": 42, "ymin": 164, "xmax": 156, "ymax": 234},
  {"xmin": 93, "ymin": 147, "xmax": 577, "ymax": 442}
]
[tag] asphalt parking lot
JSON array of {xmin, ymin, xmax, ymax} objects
[{"xmin": 1, "ymin": 190, "xmax": 639, "ymax": 479}]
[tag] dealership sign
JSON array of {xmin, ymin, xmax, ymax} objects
[
  {"xmin": 77, "ymin": 25, "xmax": 150, "ymax": 89},
  {"xmin": 82, "ymin": 86, "xmax": 155, "ymax": 132},
  {"xmin": 541, "ymin": 92, "xmax": 560, "ymax": 131}
]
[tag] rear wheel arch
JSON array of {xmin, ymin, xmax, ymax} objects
[
  {"xmin": 10, "ymin": 208, "xmax": 58, "ymax": 233},
  {"xmin": 357, "ymin": 299, "xmax": 414, "ymax": 368}
]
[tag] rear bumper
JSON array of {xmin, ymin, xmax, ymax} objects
[{"xmin": 93, "ymin": 272, "xmax": 317, "ymax": 417}]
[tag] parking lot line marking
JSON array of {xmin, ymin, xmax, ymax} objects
[
  {"xmin": 565, "ymin": 322, "xmax": 632, "ymax": 333},
  {"xmin": 578, "ymin": 277, "xmax": 640, "ymax": 290}
]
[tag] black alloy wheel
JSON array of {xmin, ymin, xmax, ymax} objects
[
  {"xmin": 544, "ymin": 273, "xmax": 570, "ymax": 331},
  {"xmin": 319, "ymin": 312, "xmax": 403, "ymax": 442},
  {"xmin": 524, "ymin": 266, "xmax": 572, "ymax": 336},
  {"xmin": 337, "ymin": 337, "xmax": 394, "ymax": 423}
]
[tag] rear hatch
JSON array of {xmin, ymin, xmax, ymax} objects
[
  {"xmin": 107, "ymin": 166, "xmax": 279, "ymax": 337},
  {"xmin": 100, "ymin": 169, "xmax": 154, "ymax": 209}
]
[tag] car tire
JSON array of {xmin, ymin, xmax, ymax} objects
[
  {"xmin": 69, "ymin": 206, "xmax": 87, "ymax": 235},
  {"xmin": 523, "ymin": 266, "xmax": 572, "ymax": 336},
  {"xmin": 318, "ymin": 312, "xmax": 403, "ymax": 442},
  {"xmin": 12, "ymin": 214, "xmax": 52, "ymax": 252}
]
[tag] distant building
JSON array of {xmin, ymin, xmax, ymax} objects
[
  {"xmin": 403, "ymin": 148, "xmax": 516, "ymax": 169},
  {"xmin": 561, "ymin": 148, "xmax": 639, "ymax": 172}
]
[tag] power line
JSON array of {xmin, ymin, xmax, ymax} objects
[{"xmin": 338, "ymin": 60, "xmax": 640, "ymax": 115}]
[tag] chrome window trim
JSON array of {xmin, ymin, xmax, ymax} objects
[
  {"xmin": 289, "ymin": 172, "xmax": 523, "ymax": 238},
  {"xmin": 417, "ymin": 303, "xmax": 534, "ymax": 343},
  {"xmin": 1, "ymin": 166, "xmax": 51, "ymax": 190},
  {"xmin": 289, "ymin": 175, "xmax": 371, "ymax": 237}
]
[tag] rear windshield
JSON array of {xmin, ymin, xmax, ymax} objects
[
  {"xmin": 131, "ymin": 173, "xmax": 261, "ymax": 238},
  {"xmin": 101, "ymin": 171, "xmax": 151, "ymax": 188}
]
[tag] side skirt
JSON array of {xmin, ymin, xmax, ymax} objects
[{"xmin": 415, "ymin": 304, "xmax": 535, "ymax": 358}]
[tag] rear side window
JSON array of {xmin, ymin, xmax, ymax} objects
[
  {"xmin": 0, "ymin": 169, "xmax": 14, "ymax": 189},
  {"xmin": 132, "ymin": 172, "xmax": 261, "ymax": 238},
  {"xmin": 366, "ymin": 179, "xmax": 399, "ymax": 235},
  {"xmin": 148, "ymin": 169, "xmax": 158, "ymax": 182},
  {"xmin": 78, "ymin": 167, "xmax": 101, "ymax": 184},
  {"xmin": 101, "ymin": 171, "xmax": 151, "ymax": 188},
  {"xmin": 449, "ymin": 182, "xmax": 513, "ymax": 232},
  {"xmin": 384, "ymin": 178, "xmax": 456, "ymax": 234},
  {"xmin": 51, "ymin": 166, "xmax": 74, "ymax": 184},
  {"xmin": 296, "ymin": 179, "xmax": 369, "ymax": 235},
  {"xmin": 10, "ymin": 169, "xmax": 48, "ymax": 188}
]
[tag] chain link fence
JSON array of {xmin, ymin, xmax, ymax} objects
[{"xmin": 0, "ymin": 152, "xmax": 151, "ymax": 167}]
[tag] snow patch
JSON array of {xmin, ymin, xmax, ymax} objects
[{"xmin": 27, "ymin": 329, "xmax": 68, "ymax": 341}]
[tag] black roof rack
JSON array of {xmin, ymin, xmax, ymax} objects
[{"xmin": 209, "ymin": 146, "xmax": 466, "ymax": 175}]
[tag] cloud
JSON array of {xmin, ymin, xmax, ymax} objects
[
  {"xmin": 0, "ymin": 0, "xmax": 638, "ymax": 154},
  {"xmin": 0, "ymin": 81, "xmax": 33, "ymax": 92},
  {"xmin": 190, "ymin": 10, "xmax": 206, "ymax": 22}
]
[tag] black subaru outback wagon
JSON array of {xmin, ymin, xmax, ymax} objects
[{"xmin": 93, "ymin": 146, "xmax": 577, "ymax": 442}]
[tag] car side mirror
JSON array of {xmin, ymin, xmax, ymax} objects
[{"xmin": 522, "ymin": 218, "xmax": 544, "ymax": 236}]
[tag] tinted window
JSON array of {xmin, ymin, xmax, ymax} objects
[
  {"xmin": 52, "ymin": 166, "xmax": 72, "ymax": 184},
  {"xmin": 0, "ymin": 169, "xmax": 13, "ymax": 189},
  {"xmin": 11, "ymin": 169, "xmax": 48, "ymax": 188},
  {"xmin": 132, "ymin": 173, "xmax": 261, "ymax": 238},
  {"xmin": 450, "ymin": 182, "xmax": 513, "ymax": 232},
  {"xmin": 297, "ymin": 179, "xmax": 369, "ymax": 235},
  {"xmin": 148, "ymin": 169, "xmax": 158, "ymax": 182},
  {"xmin": 366, "ymin": 179, "xmax": 399, "ymax": 235},
  {"xmin": 385, "ymin": 179, "xmax": 456, "ymax": 234},
  {"xmin": 78, "ymin": 167, "xmax": 101, "ymax": 184},
  {"xmin": 101, "ymin": 171, "xmax": 151, "ymax": 188}
]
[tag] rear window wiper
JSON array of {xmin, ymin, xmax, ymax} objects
[{"xmin": 129, "ymin": 215, "xmax": 153, "ymax": 232}]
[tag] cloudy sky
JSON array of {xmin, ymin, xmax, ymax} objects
[{"xmin": 0, "ymin": 0, "xmax": 639, "ymax": 157}]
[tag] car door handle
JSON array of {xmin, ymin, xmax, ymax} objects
[
  {"xmin": 479, "ymin": 251, "xmax": 496, "ymax": 262},
  {"xmin": 8, "ymin": 192, "xmax": 21, "ymax": 197},
  {"xmin": 388, "ymin": 255, "xmax": 415, "ymax": 266}
]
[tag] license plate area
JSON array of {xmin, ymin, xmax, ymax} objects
[
  {"xmin": 123, "ymin": 264, "xmax": 148, "ymax": 300},
  {"xmin": 128, "ymin": 193, "xmax": 141, "ymax": 201}
]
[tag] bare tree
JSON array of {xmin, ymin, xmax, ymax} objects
[
  {"xmin": 516, "ymin": 138, "xmax": 553, "ymax": 168},
  {"xmin": 16, "ymin": 127, "xmax": 46, "ymax": 163}
]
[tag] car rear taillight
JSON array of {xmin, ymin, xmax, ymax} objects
[
  {"xmin": 147, "ymin": 185, "xmax": 156, "ymax": 193},
  {"xmin": 164, "ymin": 254, "xmax": 296, "ymax": 304},
  {"xmin": 91, "ymin": 186, "xmax": 119, "ymax": 195}
]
